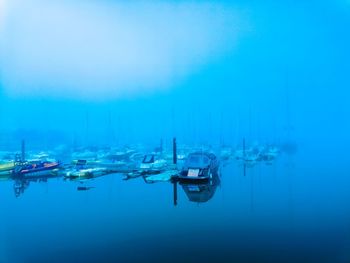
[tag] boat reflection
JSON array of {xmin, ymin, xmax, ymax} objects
[
  {"xmin": 13, "ymin": 176, "xmax": 55, "ymax": 197},
  {"xmin": 173, "ymin": 173, "xmax": 220, "ymax": 205},
  {"xmin": 13, "ymin": 178, "xmax": 31, "ymax": 197}
]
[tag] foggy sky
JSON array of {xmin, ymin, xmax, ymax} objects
[{"xmin": 0, "ymin": 0, "xmax": 349, "ymax": 151}]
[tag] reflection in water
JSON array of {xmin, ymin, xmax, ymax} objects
[
  {"xmin": 1, "ymin": 156, "xmax": 350, "ymax": 263},
  {"xmin": 13, "ymin": 177, "xmax": 51, "ymax": 197},
  {"xmin": 173, "ymin": 173, "xmax": 220, "ymax": 205},
  {"xmin": 13, "ymin": 179, "xmax": 30, "ymax": 197}
]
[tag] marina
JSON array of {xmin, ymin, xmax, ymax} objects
[
  {"xmin": 0, "ymin": 138, "xmax": 281, "ymax": 197},
  {"xmin": 1, "ymin": 0, "xmax": 349, "ymax": 262}
]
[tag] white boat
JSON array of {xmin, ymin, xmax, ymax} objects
[
  {"xmin": 64, "ymin": 167, "xmax": 109, "ymax": 180},
  {"xmin": 139, "ymin": 154, "xmax": 168, "ymax": 174}
]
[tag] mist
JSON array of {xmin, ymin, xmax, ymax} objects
[
  {"xmin": 1, "ymin": 1, "xmax": 350, "ymax": 263},
  {"xmin": 1, "ymin": 0, "xmax": 350, "ymax": 157}
]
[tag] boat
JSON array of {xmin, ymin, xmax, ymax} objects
[
  {"xmin": 71, "ymin": 150, "xmax": 97, "ymax": 161},
  {"xmin": 103, "ymin": 148, "xmax": 136, "ymax": 162},
  {"xmin": 0, "ymin": 161, "xmax": 15, "ymax": 174},
  {"xmin": 64, "ymin": 167, "xmax": 109, "ymax": 180},
  {"xmin": 139, "ymin": 154, "xmax": 168, "ymax": 174},
  {"xmin": 178, "ymin": 152, "xmax": 219, "ymax": 182},
  {"xmin": 72, "ymin": 158, "xmax": 128, "ymax": 169},
  {"xmin": 220, "ymin": 147, "xmax": 233, "ymax": 161},
  {"xmin": 14, "ymin": 160, "xmax": 60, "ymax": 178},
  {"xmin": 234, "ymin": 143, "xmax": 280, "ymax": 165}
]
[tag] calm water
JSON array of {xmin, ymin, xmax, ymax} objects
[{"xmin": 1, "ymin": 152, "xmax": 349, "ymax": 263}]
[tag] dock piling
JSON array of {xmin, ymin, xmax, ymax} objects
[{"xmin": 173, "ymin": 137, "xmax": 177, "ymax": 165}]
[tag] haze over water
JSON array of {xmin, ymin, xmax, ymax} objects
[{"xmin": 0, "ymin": 1, "xmax": 350, "ymax": 262}]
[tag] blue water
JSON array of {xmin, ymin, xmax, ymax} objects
[{"xmin": 1, "ymin": 152, "xmax": 349, "ymax": 263}]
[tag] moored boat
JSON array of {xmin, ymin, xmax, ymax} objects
[
  {"xmin": 178, "ymin": 152, "xmax": 219, "ymax": 182},
  {"xmin": 14, "ymin": 160, "xmax": 60, "ymax": 178},
  {"xmin": 64, "ymin": 167, "xmax": 109, "ymax": 180}
]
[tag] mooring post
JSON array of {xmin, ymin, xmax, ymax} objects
[
  {"xmin": 173, "ymin": 137, "xmax": 177, "ymax": 165},
  {"xmin": 243, "ymin": 137, "xmax": 246, "ymax": 159}
]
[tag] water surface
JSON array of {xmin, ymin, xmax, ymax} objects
[{"xmin": 1, "ymin": 153, "xmax": 349, "ymax": 263}]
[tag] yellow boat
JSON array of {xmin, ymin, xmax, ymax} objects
[
  {"xmin": 0, "ymin": 162, "xmax": 14, "ymax": 171},
  {"xmin": 0, "ymin": 162, "xmax": 14, "ymax": 179}
]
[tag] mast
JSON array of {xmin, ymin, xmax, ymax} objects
[
  {"xmin": 85, "ymin": 111, "xmax": 90, "ymax": 146},
  {"xmin": 21, "ymin": 139, "xmax": 25, "ymax": 162},
  {"xmin": 107, "ymin": 109, "xmax": 115, "ymax": 146}
]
